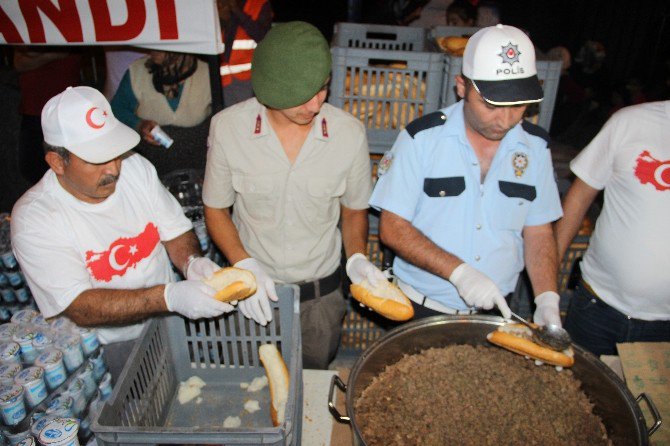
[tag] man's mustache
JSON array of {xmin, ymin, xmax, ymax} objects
[{"xmin": 98, "ymin": 174, "xmax": 119, "ymax": 187}]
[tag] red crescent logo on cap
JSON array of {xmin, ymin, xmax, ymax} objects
[{"xmin": 85, "ymin": 107, "xmax": 106, "ymax": 129}]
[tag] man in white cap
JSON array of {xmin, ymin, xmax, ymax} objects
[
  {"xmin": 11, "ymin": 86, "xmax": 232, "ymax": 380},
  {"xmin": 370, "ymin": 25, "xmax": 563, "ymax": 325}
]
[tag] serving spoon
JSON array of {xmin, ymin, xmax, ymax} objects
[{"xmin": 509, "ymin": 311, "xmax": 572, "ymax": 351}]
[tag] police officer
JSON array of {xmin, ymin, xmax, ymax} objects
[{"xmin": 370, "ymin": 25, "xmax": 563, "ymax": 325}]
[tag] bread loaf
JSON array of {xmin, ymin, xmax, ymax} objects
[
  {"xmin": 350, "ymin": 279, "xmax": 414, "ymax": 321},
  {"xmin": 202, "ymin": 267, "xmax": 256, "ymax": 303}
]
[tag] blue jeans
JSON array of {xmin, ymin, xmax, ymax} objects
[{"xmin": 564, "ymin": 281, "xmax": 670, "ymax": 356}]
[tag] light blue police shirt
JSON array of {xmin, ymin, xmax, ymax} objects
[{"xmin": 369, "ymin": 101, "xmax": 562, "ymax": 310}]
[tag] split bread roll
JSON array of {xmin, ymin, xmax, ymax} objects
[
  {"xmin": 259, "ymin": 343, "xmax": 289, "ymax": 427},
  {"xmin": 350, "ymin": 279, "xmax": 414, "ymax": 321},
  {"xmin": 487, "ymin": 323, "xmax": 575, "ymax": 368},
  {"xmin": 202, "ymin": 267, "xmax": 257, "ymax": 303},
  {"xmin": 436, "ymin": 36, "xmax": 469, "ymax": 56}
]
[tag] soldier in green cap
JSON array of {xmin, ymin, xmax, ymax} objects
[{"xmin": 202, "ymin": 21, "xmax": 384, "ymax": 369}]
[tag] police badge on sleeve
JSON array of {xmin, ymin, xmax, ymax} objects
[
  {"xmin": 377, "ymin": 150, "xmax": 394, "ymax": 178},
  {"xmin": 512, "ymin": 152, "xmax": 528, "ymax": 177}
]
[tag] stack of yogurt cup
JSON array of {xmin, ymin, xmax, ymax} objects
[{"xmin": 0, "ymin": 312, "xmax": 109, "ymax": 445}]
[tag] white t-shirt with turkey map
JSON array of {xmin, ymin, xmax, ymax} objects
[
  {"xmin": 11, "ymin": 154, "xmax": 192, "ymax": 343},
  {"xmin": 570, "ymin": 101, "xmax": 670, "ymax": 320}
]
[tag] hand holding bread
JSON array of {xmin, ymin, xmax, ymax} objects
[
  {"xmin": 164, "ymin": 280, "xmax": 235, "ymax": 319},
  {"xmin": 234, "ymin": 258, "xmax": 278, "ymax": 326},
  {"xmin": 202, "ymin": 267, "xmax": 257, "ymax": 303},
  {"xmin": 346, "ymin": 253, "xmax": 414, "ymax": 321}
]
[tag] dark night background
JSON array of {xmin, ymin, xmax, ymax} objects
[{"xmin": 1, "ymin": 0, "xmax": 669, "ymax": 212}]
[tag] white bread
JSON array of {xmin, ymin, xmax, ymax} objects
[
  {"xmin": 436, "ymin": 36, "xmax": 469, "ymax": 56},
  {"xmin": 202, "ymin": 267, "xmax": 256, "ymax": 303},
  {"xmin": 350, "ymin": 279, "xmax": 414, "ymax": 321},
  {"xmin": 258, "ymin": 343, "xmax": 289, "ymax": 427},
  {"xmin": 487, "ymin": 323, "xmax": 575, "ymax": 368}
]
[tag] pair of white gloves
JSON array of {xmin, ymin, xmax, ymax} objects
[
  {"xmin": 164, "ymin": 254, "xmax": 561, "ymax": 328},
  {"xmin": 449, "ymin": 263, "xmax": 562, "ymax": 327},
  {"xmin": 163, "ymin": 256, "xmax": 278, "ymax": 324}
]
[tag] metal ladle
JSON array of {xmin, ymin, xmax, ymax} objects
[{"xmin": 509, "ymin": 311, "xmax": 572, "ymax": 351}]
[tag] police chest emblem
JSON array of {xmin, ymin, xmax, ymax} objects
[
  {"xmin": 512, "ymin": 152, "xmax": 528, "ymax": 177},
  {"xmin": 377, "ymin": 151, "xmax": 394, "ymax": 177}
]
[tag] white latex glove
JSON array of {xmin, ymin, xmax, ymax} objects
[
  {"xmin": 185, "ymin": 256, "xmax": 220, "ymax": 281},
  {"xmin": 346, "ymin": 253, "xmax": 386, "ymax": 286},
  {"xmin": 449, "ymin": 263, "xmax": 512, "ymax": 319},
  {"xmin": 234, "ymin": 258, "xmax": 278, "ymax": 326},
  {"xmin": 164, "ymin": 280, "xmax": 234, "ymax": 319},
  {"xmin": 533, "ymin": 291, "xmax": 562, "ymax": 327}
]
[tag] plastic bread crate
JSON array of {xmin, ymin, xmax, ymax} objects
[
  {"xmin": 332, "ymin": 22, "xmax": 429, "ymax": 51},
  {"xmin": 330, "ymin": 46, "xmax": 444, "ymax": 154},
  {"xmin": 439, "ymin": 53, "xmax": 562, "ymax": 132},
  {"xmin": 92, "ymin": 285, "xmax": 302, "ymax": 446}
]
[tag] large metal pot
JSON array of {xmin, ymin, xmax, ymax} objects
[{"xmin": 329, "ymin": 315, "xmax": 661, "ymax": 446}]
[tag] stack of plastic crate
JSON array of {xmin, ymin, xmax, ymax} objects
[
  {"xmin": 429, "ymin": 25, "xmax": 563, "ymax": 132},
  {"xmin": 92, "ymin": 286, "xmax": 302, "ymax": 446},
  {"xmin": 329, "ymin": 22, "xmax": 444, "ymax": 154}
]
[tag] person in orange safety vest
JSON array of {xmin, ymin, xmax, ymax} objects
[{"xmin": 218, "ymin": 0, "xmax": 273, "ymax": 106}]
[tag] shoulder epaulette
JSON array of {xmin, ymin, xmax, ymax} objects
[
  {"xmin": 521, "ymin": 120, "xmax": 551, "ymax": 147},
  {"xmin": 405, "ymin": 111, "xmax": 447, "ymax": 138}
]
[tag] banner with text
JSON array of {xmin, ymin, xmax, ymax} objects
[{"xmin": 0, "ymin": 0, "xmax": 223, "ymax": 54}]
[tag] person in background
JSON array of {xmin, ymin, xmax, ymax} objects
[
  {"xmin": 14, "ymin": 47, "xmax": 82, "ymax": 184},
  {"xmin": 475, "ymin": 0, "xmax": 501, "ymax": 27},
  {"xmin": 369, "ymin": 25, "xmax": 562, "ymax": 325},
  {"xmin": 203, "ymin": 22, "xmax": 381, "ymax": 369},
  {"xmin": 555, "ymin": 100, "xmax": 670, "ymax": 356},
  {"xmin": 217, "ymin": 0, "xmax": 273, "ymax": 107},
  {"xmin": 11, "ymin": 86, "xmax": 231, "ymax": 381},
  {"xmin": 110, "ymin": 50, "xmax": 211, "ymax": 146},
  {"xmin": 446, "ymin": 0, "xmax": 477, "ymax": 26},
  {"xmin": 103, "ymin": 46, "xmax": 147, "ymax": 100}
]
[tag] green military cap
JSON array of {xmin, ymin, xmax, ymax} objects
[{"xmin": 252, "ymin": 21, "xmax": 331, "ymax": 109}]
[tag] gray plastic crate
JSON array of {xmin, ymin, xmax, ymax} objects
[
  {"xmin": 92, "ymin": 285, "xmax": 302, "ymax": 446},
  {"xmin": 440, "ymin": 54, "xmax": 563, "ymax": 132},
  {"xmin": 330, "ymin": 46, "xmax": 444, "ymax": 154},
  {"xmin": 332, "ymin": 22, "xmax": 428, "ymax": 51}
]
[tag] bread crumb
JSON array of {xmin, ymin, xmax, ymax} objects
[
  {"xmin": 240, "ymin": 382, "xmax": 249, "ymax": 389},
  {"xmin": 223, "ymin": 416, "xmax": 241, "ymax": 428},
  {"xmin": 196, "ymin": 397, "xmax": 203, "ymax": 404},
  {"xmin": 247, "ymin": 375, "xmax": 268, "ymax": 392},
  {"xmin": 177, "ymin": 376, "xmax": 207, "ymax": 404},
  {"xmin": 244, "ymin": 399, "xmax": 260, "ymax": 413}
]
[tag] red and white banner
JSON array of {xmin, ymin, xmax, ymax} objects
[{"xmin": 0, "ymin": 0, "xmax": 223, "ymax": 54}]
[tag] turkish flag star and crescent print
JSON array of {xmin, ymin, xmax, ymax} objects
[
  {"xmin": 634, "ymin": 150, "xmax": 670, "ymax": 191},
  {"xmin": 85, "ymin": 223, "xmax": 161, "ymax": 282}
]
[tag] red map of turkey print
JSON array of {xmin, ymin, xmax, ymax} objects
[{"xmin": 85, "ymin": 223, "xmax": 160, "ymax": 282}]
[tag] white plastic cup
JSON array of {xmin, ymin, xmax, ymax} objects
[
  {"xmin": 0, "ymin": 340, "xmax": 22, "ymax": 365},
  {"xmin": 0, "ymin": 362, "xmax": 22, "ymax": 385},
  {"xmin": 97, "ymin": 372, "xmax": 112, "ymax": 401},
  {"xmin": 74, "ymin": 328, "xmax": 99, "ymax": 357},
  {"xmin": 31, "ymin": 414, "xmax": 57, "ymax": 439},
  {"xmin": 150, "ymin": 125, "xmax": 174, "ymax": 148},
  {"xmin": 10, "ymin": 309, "xmax": 38, "ymax": 325},
  {"xmin": 88, "ymin": 350, "xmax": 106, "ymax": 381},
  {"xmin": 3, "ymin": 427, "xmax": 31, "ymax": 445},
  {"xmin": 76, "ymin": 363, "xmax": 96, "ymax": 400},
  {"xmin": 15, "ymin": 435, "xmax": 37, "ymax": 446},
  {"xmin": 62, "ymin": 379, "xmax": 85, "ymax": 417},
  {"xmin": 37, "ymin": 417, "xmax": 79, "ymax": 446},
  {"xmin": 0, "ymin": 384, "xmax": 26, "ymax": 426},
  {"xmin": 0, "ymin": 322, "xmax": 20, "ymax": 341},
  {"xmin": 13, "ymin": 327, "xmax": 40, "ymax": 364},
  {"xmin": 14, "ymin": 366, "xmax": 47, "ymax": 408},
  {"xmin": 45, "ymin": 396, "xmax": 74, "ymax": 418},
  {"xmin": 35, "ymin": 349, "xmax": 66, "ymax": 390},
  {"xmin": 54, "ymin": 335, "xmax": 83, "ymax": 373}
]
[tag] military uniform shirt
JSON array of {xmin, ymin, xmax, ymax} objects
[
  {"xmin": 203, "ymin": 98, "xmax": 372, "ymax": 283},
  {"xmin": 369, "ymin": 101, "xmax": 562, "ymax": 310}
]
